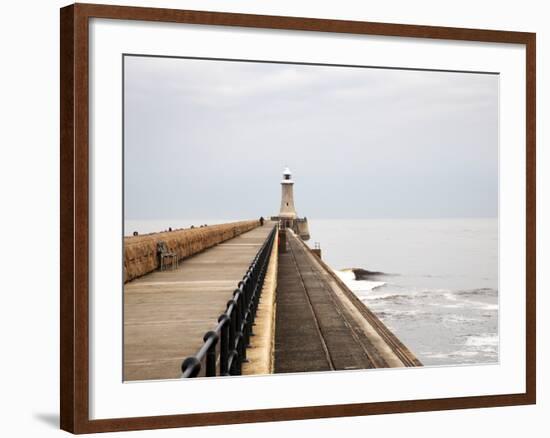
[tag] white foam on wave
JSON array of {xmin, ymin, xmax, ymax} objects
[
  {"xmin": 380, "ymin": 309, "xmax": 422, "ymax": 318},
  {"xmin": 422, "ymin": 351, "xmax": 480, "ymax": 359},
  {"xmin": 465, "ymin": 334, "xmax": 499, "ymax": 347},
  {"xmin": 464, "ymin": 300, "xmax": 498, "ymax": 311},
  {"xmin": 443, "ymin": 314, "xmax": 477, "ymax": 323},
  {"xmin": 335, "ymin": 269, "xmax": 386, "ymax": 293},
  {"xmin": 434, "ymin": 291, "xmax": 498, "ymax": 311}
]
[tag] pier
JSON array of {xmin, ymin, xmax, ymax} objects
[
  {"xmin": 124, "ymin": 223, "xmax": 420, "ymax": 381},
  {"xmin": 123, "ymin": 168, "xmax": 421, "ymax": 381}
]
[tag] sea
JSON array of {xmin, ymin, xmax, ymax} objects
[{"xmin": 125, "ymin": 217, "xmax": 499, "ymax": 367}]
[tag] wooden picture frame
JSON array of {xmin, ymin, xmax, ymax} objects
[{"xmin": 60, "ymin": 3, "xmax": 536, "ymax": 433}]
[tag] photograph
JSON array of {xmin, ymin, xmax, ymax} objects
[
  {"xmin": 53, "ymin": 2, "xmax": 537, "ymax": 433},
  {"xmin": 122, "ymin": 55, "xmax": 498, "ymax": 381}
]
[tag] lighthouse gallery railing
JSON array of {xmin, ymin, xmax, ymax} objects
[{"xmin": 181, "ymin": 223, "xmax": 277, "ymax": 377}]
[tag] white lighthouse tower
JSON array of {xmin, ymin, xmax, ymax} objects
[
  {"xmin": 276, "ymin": 167, "xmax": 310, "ymax": 240},
  {"xmin": 279, "ymin": 167, "xmax": 297, "ymax": 219}
]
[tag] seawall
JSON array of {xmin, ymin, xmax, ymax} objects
[{"xmin": 124, "ymin": 220, "xmax": 260, "ymax": 283}]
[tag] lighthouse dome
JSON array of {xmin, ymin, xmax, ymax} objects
[{"xmin": 282, "ymin": 167, "xmax": 293, "ymax": 183}]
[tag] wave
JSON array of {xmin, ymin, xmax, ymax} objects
[
  {"xmin": 370, "ymin": 288, "xmax": 497, "ymax": 303},
  {"xmin": 422, "ymin": 351, "xmax": 480, "ymax": 360},
  {"xmin": 374, "ymin": 309, "xmax": 423, "ymax": 320},
  {"xmin": 349, "ymin": 268, "xmax": 391, "ymax": 280},
  {"xmin": 464, "ymin": 334, "xmax": 499, "ymax": 348},
  {"xmin": 335, "ymin": 269, "xmax": 386, "ymax": 292},
  {"xmin": 370, "ymin": 293, "xmax": 418, "ymax": 302},
  {"xmin": 455, "ymin": 288, "xmax": 498, "ymax": 296},
  {"xmin": 336, "ymin": 266, "xmax": 498, "ymax": 329},
  {"xmin": 420, "ymin": 334, "xmax": 499, "ymax": 362}
]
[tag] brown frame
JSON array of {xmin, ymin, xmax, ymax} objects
[{"xmin": 60, "ymin": 2, "xmax": 536, "ymax": 434}]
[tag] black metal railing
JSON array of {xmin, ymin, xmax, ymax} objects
[{"xmin": 181, "ymin": 224, "xmax": 277, "ymax": 378}]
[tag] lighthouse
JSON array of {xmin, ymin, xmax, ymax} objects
[
  {"xmin": 275, "ymin": 167, "xmax": 310, "ymax": 241},
  {"xmin": 279, "ymin": 167, "xmax": 297, "ymax": 219}
]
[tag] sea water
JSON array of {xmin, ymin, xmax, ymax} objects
[{"xmin": 308, "ymin": 218, "xmax": 498, "ymax": 366}]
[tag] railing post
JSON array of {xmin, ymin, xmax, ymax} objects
[
  {"xmin": 229, "ymin": 350, "xmax": 239, "ymax": 375},
  {"xmin": 203, "ymin": 331, "xmax": 219, "ymax": 377},
  {"xmin": 218, "ymin": 313, "xmax": 230, "ymax": 375},
  {"xmin": 233, "ymin": 289, "xmax": 242, "ymax": 343},
  {"xmin": 242, "ymin": 272, "xmax": 248, "ymax": 298},
  {"xmin": 239, "ymin": 278, "xmax": 249, "ymax": 346},
  {"xmin": 233, "ymin": 297, "xmax": 243, "ymax": 375},
  {"xmin": 240, "ymin": 287, "xmax": 246, "ymax": 324},
  {"xmin": 236, "ymin": 290, "xmax": 247, "ymax": 363},
  {"xmin": 230, "ymin": 300, "xmax": 237, "ymax": 370}
]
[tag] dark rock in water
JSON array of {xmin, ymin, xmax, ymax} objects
[{"xmin": 352, "ymin": 268, "xmax": 387, "ymax": 280}]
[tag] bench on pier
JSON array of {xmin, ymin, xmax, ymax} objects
[{"xmin": 156, "ymin": 241, "xmax": 178, "ymax": 271}]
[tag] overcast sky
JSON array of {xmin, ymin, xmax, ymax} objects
[{"xmin": 124, "ymin": 55, "xmax": 498, "ymax": 220}]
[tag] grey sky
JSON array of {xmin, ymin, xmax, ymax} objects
[{"xmin": 124, "ymin": 56, "xmax": 498, "ymax": 220}]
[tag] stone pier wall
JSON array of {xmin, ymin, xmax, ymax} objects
[{"xmin": 124, "ymin": 220, "xmax": 260, "ymax": 283}]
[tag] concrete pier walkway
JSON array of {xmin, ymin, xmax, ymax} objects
[
  {"xmin": 274, "ymin": 230, "xmax": 421, "ymax": 373},
  {"xmin": 124, "ymin": 223, "xmax": 276, "ymax": 381}
]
